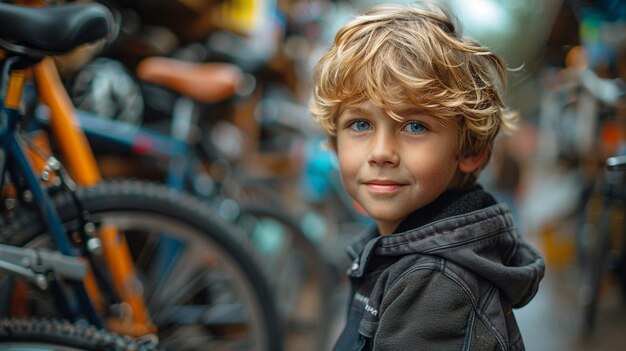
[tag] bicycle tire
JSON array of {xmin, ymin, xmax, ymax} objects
[
  {"xmin": 233, "ymin": 204, "xmax": 333, "ymax": 351},
  {"xmin": 0, "ymin": 317, "xmax": 159, "ymax": 350},
  {"xmin": 0, "ymin": 180, "xmax": 282, "ymax": 351}
]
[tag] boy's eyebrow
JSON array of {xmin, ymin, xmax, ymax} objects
[
  {"xmin": 341, "ymin": 106, "xmax": 432, "ymax": 122},
  {"xmin": 395, "ymin": 107, "xmax": 426, "ymax": 116},
  {"xmin": 342, "ymin": 105, "xmax": 366, "ymax": 114}
]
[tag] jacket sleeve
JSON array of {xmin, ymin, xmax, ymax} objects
[{"xmin": 373, "ymin": 269, "xmax": 499, "ymax": 351}]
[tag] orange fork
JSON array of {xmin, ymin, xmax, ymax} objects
[{"xmin": 33, "ymin": 57, "xmax": 156, "ymax": 336}]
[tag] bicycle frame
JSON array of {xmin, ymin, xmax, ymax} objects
[
  {"xmin": 35, "ymin": 107, "xmax": 195, "ymax": 192},
  {"xmin": 34, "ymin": 58, "xmax": 101, "ymax": 185},
  {"xmin": 1, "ymin": 55, "xmax": 156, "ymax": 337},
  {"xmin": 41, "ymin": 58, "xmax": 157, "ymax": 336},
  {"xmin": 1, "ymin": 55, "xmax": 100, "ymax": 324}
]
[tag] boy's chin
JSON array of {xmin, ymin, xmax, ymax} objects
[{"xmin": 365, "ymin": 209, "xmax": 408, "ymax": 233}]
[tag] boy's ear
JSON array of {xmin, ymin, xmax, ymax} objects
[{"xmin": 459, "ymin": 149, "xmax": 488, "ymax": 173}]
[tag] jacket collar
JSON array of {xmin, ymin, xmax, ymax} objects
[
  {"xmin": 345, "ymin": 203, "xmax": 513, "ymax": 277},
  {"xmin": 345, "ymin": 201, "xmax": 545, "ymax": 308}
]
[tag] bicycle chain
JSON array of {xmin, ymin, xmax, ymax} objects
[{"xmin": 0, "ymin": 317, "xmax": 160, "ymax": 350}]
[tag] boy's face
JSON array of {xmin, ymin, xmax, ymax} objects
[{"xmin": 335, "ymin": 101, "xmax": 480, "ymax": 235}]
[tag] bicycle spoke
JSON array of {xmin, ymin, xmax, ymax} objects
[
  {"xmin": 159, "ymin": 303, "xmax": 247, "ymax": 326},
  {"xmin": 146, "ymin": 244, "xmax": 212, "ymax": 312}
]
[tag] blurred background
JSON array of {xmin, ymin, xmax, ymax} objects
[{"xmin": 42, "ymin": 0, "xmax": 626, "ymax": 349}]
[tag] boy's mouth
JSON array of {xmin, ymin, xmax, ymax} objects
[{"xmin": 364, "ymin": 180, "xmax": 405, "ymax": 193}]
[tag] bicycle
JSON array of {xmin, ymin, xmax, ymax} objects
[
  {"xmin": 578, "ymin": 154, "xmax": 626, "ymax": 335},
  {"xmin": 0, "ymin": 2, "xmax": 282, "ymax": 350},
  {"xmin": 48, "ymin": 54, "xmax": 335, "ymax": 350}
]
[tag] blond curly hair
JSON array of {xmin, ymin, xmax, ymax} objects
[{"xmin": 310, "ymin": 1, "xmax": 517, "ymax": 166}]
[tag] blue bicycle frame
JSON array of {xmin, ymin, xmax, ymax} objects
[{"xmin": 35, "ymin": 106, "xmax": 194, "ymax": 192}]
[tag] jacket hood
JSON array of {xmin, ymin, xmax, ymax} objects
[{"xmin": 346, "ymin": 204, "xmax": 545, "ymax": 308}]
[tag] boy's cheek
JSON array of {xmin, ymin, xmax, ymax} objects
[{"xmin": 339, "ymin": 169, "xmax": 361, "ymax": 205}]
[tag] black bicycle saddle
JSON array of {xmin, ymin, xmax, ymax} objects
[{"xmin": 0, "ymin": 2, "xmax": 114, "ymax": 55}]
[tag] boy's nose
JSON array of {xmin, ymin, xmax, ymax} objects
[{"xmin": 368, "ymin": 132, "xmax": 399, "ymax": 167}]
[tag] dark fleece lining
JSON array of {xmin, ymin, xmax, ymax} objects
[{"xmin": 392, "ymin": 184, "xmax": 497, "ymax": 234}]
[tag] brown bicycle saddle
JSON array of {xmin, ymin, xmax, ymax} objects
[{"xmin": 136, "ymin": 56, "xmax": 243, "ymax": 104}]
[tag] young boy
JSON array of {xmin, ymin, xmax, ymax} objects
[{"xmin": 309, "ymin": 1, "xmax": 545, "ymax": 350}]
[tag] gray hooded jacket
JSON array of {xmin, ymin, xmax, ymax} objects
[{"xmin": 333, "ymin": 187, "xmax": 545, "ymax": 351}]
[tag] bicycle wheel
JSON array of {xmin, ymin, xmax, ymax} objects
[
  {"xmin": 0, "ymin": 317, "xmax": 159, "ymax": 350},
  {"xmin": 233, "ymin": 204, "xmax": 333, "ymax": 351},
  {"xmin": 0, "ymin": 180, "xmax": 282, "ymax": 351}
]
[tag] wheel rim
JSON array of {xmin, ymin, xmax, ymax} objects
[
  {"xmin": 9, "ymin": 211, "xmax": 270, "ymax": 351},
  {"xmin": 93, "ymin": 212, "xmax": 269, "ymax": 351}
]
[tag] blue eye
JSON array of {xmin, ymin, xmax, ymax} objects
[
  {"xmin": 349, "ymin": 120, "xmax": 372, "ymax": 132},
  {"xmin": 403, "ymin": 121, "xmax": 427, "ymax": 134}
]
